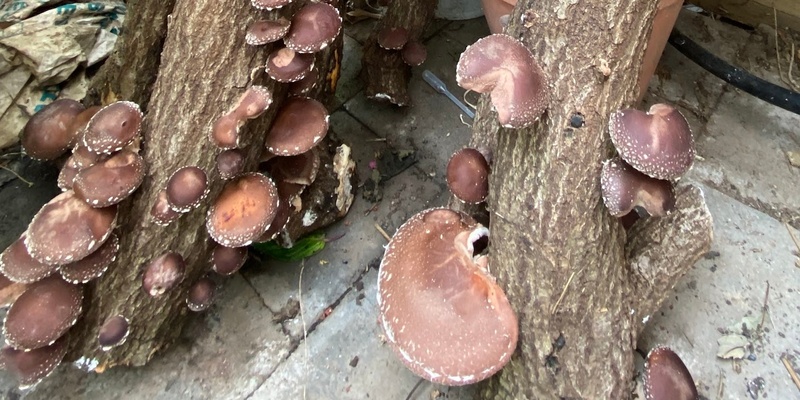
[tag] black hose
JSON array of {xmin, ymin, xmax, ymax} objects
[{"xmin": 668, "ymin": 29, "xmax": 800, "ymax": 115}]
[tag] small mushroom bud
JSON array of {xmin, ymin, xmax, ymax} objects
[
  {"xmin": 600, "ymin": 157, "xmax": 675, "ymax": 217},
  {"xmin": 142, "ymin": 252, "xmax": 186, "ymax": 297},
  {"xmin": 377, "ymin": 26, "xmax": 409, "ymax": 50},
  {"xmin": 216, "ymin": 149, "xmax": 245, "ymax": 180},
  {"xmin": 210, "ymin": 112, "xmax": 242, "ymax": 150},
  {"xmin": 644, "ymin": 346, "xmax": 698, "ymax": 400},
  {"xmin": 97, "ymin": 315, "xmax": 130, "ymax": 350},
  {"xmin": 82, "ymin": 101, "xmax": 143, "ymax": 154},
  {"xmin": 245, "ymin": 18, "xmax": 291, "ymax": 46},
  {"xmin": 186, "ymin": 277, "xmax": 216, "ymax": 312},
  {"xmin": 284, "ymin": 2, "xmax": 342, "ymax": 53},
  {"xmin": 166, "ymin": 166, "xmax": 209, "ymax": 212},
  {"xmin": 456, "ymin": 34, "xmax": 549, "ymax": 128},
  {"xmin": 3, "ymin": 275, "xmax": 83, "ymax": 350},
  {"xmin": 608, "ymin": 103, "xmax": 695, "ymax": 180},
  {"xmin": 1, "ymin": 337, "xmax": 67, "ymax": 389},
  {"xmin": 446, "ymin": 148, "xmax": 490, "ymax": 204},
  {"xmin": 232, "ymin": 85, "xmax": 273, "ymax": 120},
  {"xmin": 150, "ymin": 190, "xmax": 181, "ymax": 226},
  {"xmin": 21, "ymin": 99, "xmax": 85, "ymax": 161},
  {"xmin": 288, "ymin": 68, "xmax": 319, "ymax": 96},
  {"xmin": 211, "ymin": 245, "xmax": 248, "ymax": 276}
]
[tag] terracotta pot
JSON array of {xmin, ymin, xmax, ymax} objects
[{"xmin": 480, "ymin": 0, "xmax": 683, "ymax": 102}]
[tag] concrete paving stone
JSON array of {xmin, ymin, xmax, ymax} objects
[
  {"xmin": 242, "ymin": 112, "xmax": 448, "ymax": 344},
  {"xmin": 683, "ymin": 86, "xmax": 800, "ymax": 227},
  {"xmin": 251, "ymin": 269, "xmax": 477, "ymax": 400},
  {"xmin": 638, "ymin": 183, "xmax": 800, "ymax": 400},
  {"xmin": 343, "ymin": 31, "xmax": 478, "ymax": 179},
  {"xmin": 434, "ymin": 17, "xmax": 490, "ymax": 47},
  {"xmin": 9, "ymin": 274, "xmax": 291, "ymax": 400}
]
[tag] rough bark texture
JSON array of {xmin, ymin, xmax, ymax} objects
[
  {"xmin": 361, "ymin": 0, "xmax": 436, "ymax": 106},
  {"xmin": 465, "ymin": 1, "xmax": 712, "ymax": 398},
  {"xmin": 65, "ymin": 0, "xmax": 350, "ymax": 368}
]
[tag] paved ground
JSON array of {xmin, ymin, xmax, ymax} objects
[{"xmin": 1, "ymin": 8, "xmax": 799, "ymax": 400}]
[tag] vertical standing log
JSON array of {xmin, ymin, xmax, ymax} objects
[{"xmin": 361, "ymin": 0, "xmax": 436, "ymax": 106}]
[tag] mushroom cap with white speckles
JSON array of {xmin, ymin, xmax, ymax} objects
[
  {"xmin": 245, "ymin": 18, "xmax": 291, "ymax": 46},
  {"xmin": 377, "ymin": 208, "xmax": 518, "ymax": 385},
  {"xmin": 456, "ymin": 34, "xmax": 549, "ymax": 128},
  {"xmin": 141, "ymin": 252, "xmax": 186, "ymax": 297},
  {"xmin": 59, "ymin": 233, "xmax": 119, "ymax": 284},
  {"xmin": 25, "ymin": 191, "xmax": 117, "ymax": 265},
  {"xmin": 150, "ymin": 190, "xmax": 181, "ymax": 226},
  {"xmin": 21, "ymin": 99, "xmax": 85, "ymax": 161},
  {"xmin": 283, "ymin": 2, "xmax": 341, "ymax": 53},
  {"xmin": 211, "ymin": 245, "xmax": 248, "ymax": 276},
  {"xmin": 265, "ymin": 47, "xmax": 315, "ymax": 83},
  {"xmin": 600, "ymin": 157, "xmax": 675, "ymax": 217},
  {"xmin": 250, "ymin": 0, "xmax": 291, "ymax": 10},
  {"xmin": 232, "ymin": 85, "xmax": 274, "ymax": 120},
  {"xmin": 210, "ymin": 112, "xmax": 243, "ymax": 150},
  {"xmin": 608, "ymin": 103, "xmax": 695, "ymax": 180},
  {"xmin": 1, "ymin": 336, "xmax": 67, "ymax": 389},
  {"xmin": 377, "ymin": 26, "xmax": 408, "ymax": 50},
  {"xmin": 73, "ymin": 150, "xmax": 146, "ymax": 208},
  {"xmin": 0, "ymin": 233, "xmax": 60, "ymax": 284},
  {"xmin": 644, "ymin": 346, "xmax": 697, "ymax": 400},
  {"xmin": 166, "ymin": 166, "xmax": 209, "ymax": 213},
  {"xmin": 186, "ymin": 277, "xmax": 216, "ymax": 312},
  {"xmin": 3, "ymin": 275, "xmax": 83, "ymax": 351},
  {"xmin": 264, "ymin": 97, "xmax": 329, "ymax": 156},
  {"xmin": 401, "ymin": 41, "xmax": 427, "ymax": 66},
  {"xmin": 206, "ymin": 173, "xmax": 279, "ymax": 248},
  {"xmin": 83, "ymin": 101, "xmax": 143, "ymax": 155}
]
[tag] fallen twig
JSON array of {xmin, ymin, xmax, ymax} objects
[
  {"xmin": 375, "ymin": 223, "xmax": 392, "ymax": 242},
  {"xmin": 298, "ymin": 259, "xmax": 309, "ymax": 400},
  {"xmin": 551, "ymin": 268, "xmax": 582, "ymax": 315},
  {"xmin": 785, "ymin": 222, "xmax": 800, "ymax": 254},
  {"xmin": 756, "ymin": 281, "xmax": 770, "ymax": 340},
  {"xmin": 781, "ymin": 355, "xmax": 800, "ymax": 393},
  {"xmin": 0, "ymin": 164, "xmax": 33, "ymax": 187}
]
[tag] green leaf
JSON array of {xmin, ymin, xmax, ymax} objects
[{"xmin": 251, "ymin": 231, "xmax": 327, "ymax": 262}]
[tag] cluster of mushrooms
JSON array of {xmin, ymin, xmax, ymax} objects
[
  {"xmin": 376, "ymin": 26, "xmax": 428, "ymax": 67},
  {"xmin": 0, "ymin": 0, "xmax": 346, "ymax": 388},
  {"xmin": 0, "ymin": 99, "xmax": 144, "ymax": 388},
  {"xmin": 377, "ymin": 33, "xmax": 699, "ymax": 397}
]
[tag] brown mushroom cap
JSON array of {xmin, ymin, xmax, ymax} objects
[
  {"xmin": 265, "ymin": 97, "xmax": 329, "ymax": 156},
  {"xmin": 59, "ymin": 233, "xmax": 119, "ymax": 284},
  {"xmin": 644, "ymin": 346, "xmax": 698, "ymax": 400},
  {"xmin": 73, "ymin": 149, "xmax": 146, "ymax": 208},
  {"xmin": 186, "ymin": 277, "xmax": 216, "ymax": 312},
  {"xmin": 245, "ymin": 18, "xmax": 291, "ymax": 46},
  {"xmin": 456, "ymin": 34, "xmax": 549, "ymax": 128},
  {"xmin": 97, "ymin": 315, "xmax": 130, "ymax": 350},
  {"xmin": 211, "ymin": 245, "xmax": 248, "ymax": 276},
  {"xmin": 210, "ymin": 112, "xmax": 242, "ymax": 150},
  {"xmin": 377, "ymin": 26, "xmax": 409, "ymax": 50},
  {"xmin": 255, "ymin": 193, "xmax": 293, "ymax": 243},
  {"xmin": 21, "ymin": 99, "xmax": 85, "ymax": 161},
  {"xmin": 71, "ymin": 144, "xmax": 104, "ymax": 169},
  {"xmin": 166, "ymin": 166, "xmax": 209, "ymax": 212},
  {"xmin": 206, "ymin": 173, "xmax": 279, "ymax": 247},
  {"xmin": 0, "ymin": 233, "xmax": 61, "ymax": 284},
  {"xmin": 232, "ymin": 85, "xmax": 274, "ymax": 120},
  {"xmin": 25, "ymin": 191, "xmax": 117, "ymax": 265},
  {"xmin": 150, "ymin": 190, "xmax": 181, "ymax": 226},
  {"xmin": 378, "ymin": 208, "xmax": 518, "ymax": 385},
  {"xmin": 83, "ymin": 101, "xmax": 143, "ymax": 154},
  {"xmin": 141, "ymin": 252, "xmax": 186, "ymax": 297},
  {"xmin": 284, "ymin": 2, "xmax": 342, "ymax": 53},
  {"xmin": 265, "ymin": 47, "xmax": 315, "ymax": 83},
  {"xmin": 608, "ymin": 103, "xmax": 695, "ymax": 180},
  {"xmin": 1, "ymin": 337, "xmax": 67, "ymax": 389},
  {"xmin": 600, "ymin": 157, "xmax": 675, "ymax": 217},
  {"xmin": 3, "ymin": 275, "xmax": 83, "ymax": 350},
  {"xmin": 250, "ymin": 0, "xmax": 291, "ymax": 10},
  {"xmin": 265, "ymin": 148, "xmax": 320, "ymax": 186},
  {"xmin": 57, "ymin": 155, "xmax": 82, "ymax": 191},
  {"xmin": 446, "ymin": 148, "xmax": 490, "ymax": 204},
  {"xmin": 216, "ymin": 149, "xmax": 245, "ymax": 180},
  {"xmin": 288, "ymin": 68, "xmax": 319, "ymax": 96},
  {"xmin": 68, "ymin": 105, "xmax": 101, "ymax": 140},
  {"xmin": 401, "ymin": 41, "xmax": 427, "ymax": 66}
]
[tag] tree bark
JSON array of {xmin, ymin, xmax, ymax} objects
[
  {"xmin": 361, "ymin": 0, "xmax": 436, "ymax": 106},
  {"xmin": 64, "ymin": 0, "xmax": 351, "ymax": 369},
  {"xmin": 466, "ymin": 1, "xmax": 713, "ymax": 398}
]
